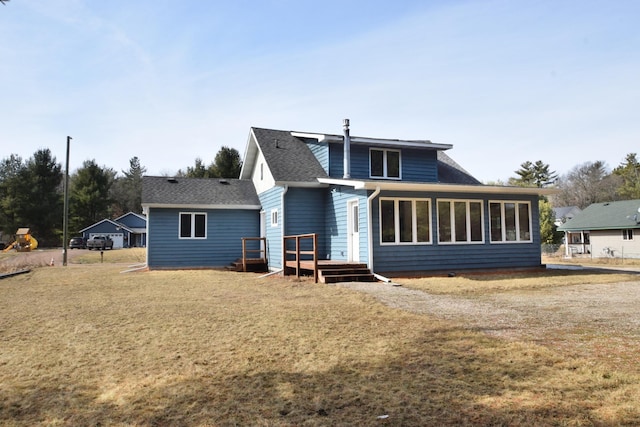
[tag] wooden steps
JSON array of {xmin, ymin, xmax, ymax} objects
[
  {"xmin": 228, "ymin": 258, "xmax": 268, "ymax": 273},
  {"xmin": 317, "ymin": 263, "xmax": 376, "ymax": 284}
]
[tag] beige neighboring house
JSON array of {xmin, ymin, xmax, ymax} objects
[{"xmin": 558, "ymin": 199, "xmax": 640, "ymax": 258}]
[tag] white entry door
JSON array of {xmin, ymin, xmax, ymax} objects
[{"xmin": 347, "ymin": 199, "xmax": 359, "ymax": 262}]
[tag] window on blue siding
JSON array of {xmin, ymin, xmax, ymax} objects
[
  {"xmin": 380, "ymin": 198, "xmax": 431, "ymax": 244},
  {"xmin": 370, "ymin": 148, "xmax": 401, "ymax": 179},
  {"xmin": 271, "ymin": 209, "xmax": 278, "ymax": 227},
  {"xmin": 381, "ymin": 200, "xmax": 395, "ymax": 243},
  {"xmin": 437, "ymin": 199, "xmax": 484, "ymax": 244},
  {"xmin": 179, "ymin": 212, "xmax": 207, "ymax": 239},
  {"xmin": 489, "ymin": 201, "xmax": 532, "ymax": 242}
]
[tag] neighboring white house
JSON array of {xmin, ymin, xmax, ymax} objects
[{"xmin": 558, "ymin": 200, "xmax": 640, "ymax": 259}]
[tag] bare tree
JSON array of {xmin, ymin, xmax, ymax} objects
[{"xmin": 553, "ymin": 161, "xmax": 620, "ymax": 208}]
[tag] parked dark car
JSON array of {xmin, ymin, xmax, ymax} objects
[{"xmin": 69, "ymin": 237, "xmax": 87, "ymax": 249}]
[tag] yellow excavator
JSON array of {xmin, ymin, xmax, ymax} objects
[{"xmin": 2, "ymin": 228, "xmax": 38, "ymax": 253}]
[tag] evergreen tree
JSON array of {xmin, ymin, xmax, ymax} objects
[
  {"xmin": 613, "ymin": 153, "xmax": 640, "ymax": 200},
  {"xmin": 0, "ymin": 154, "xmax": 24, "ymax": 237},
  {"xmin": 0, "ymin": 150, "xmax": 62, "ymax": 245},
  {"xmin": 510, "ymin": 160, "xmax": 557, "ymax": 188},
  {"xmin": 185, "ymin": 158, "xmax": 210, "ymax": 178},
  {"xmin": 69, "ymin": 160, "xmax": 116, "ymax": 233},
  {"xmin": 20, "ymin": 149, "xmax": 63, "ymax": 245},
  {"xmin": 210, "ymin": 146, "xmax": 242, "ymax": 178},
  {"xmin": 111, "ymin": 156, "xmax": 147, "ymax": 214}
]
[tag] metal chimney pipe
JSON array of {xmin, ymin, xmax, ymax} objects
[{"xmin": 343, "ymin": 119, "xmax": 351, "ymax": 179}]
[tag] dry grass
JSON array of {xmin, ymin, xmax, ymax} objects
[
  {"xmin": 1, "ymin": 253, "xmax": 640, "ymax": 425},
  {"xmin": 394, "ymin": 269, "xmax": 640, "ymax": 295}
]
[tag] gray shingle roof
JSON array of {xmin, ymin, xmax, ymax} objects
[
  {"xmin": 252, "ymin": 127, "xmax": 329, "ymax": 182},
  {"xmin": 253, "ymin": 127, "xmax": 480, "ymax": 185},
  {"xmin": 558, "ymin": 199, "xmax": 640, "ymax": 231},
  {"xmin": 437, "ymin": 151, "xmax": 482, "ymax": 185},
  {"xmin": 142, "ymin": 176, "xmax": 260, "ymax": 207}
]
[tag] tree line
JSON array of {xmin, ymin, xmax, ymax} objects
[
  {"xmin": 0, "ymin": 147, "xmax": 242, "ymax": 246},
  {"xmin": 508, "ymin": 153, "xmax": 640, "ymax": 244},
  {"xmin": 2, "ymin": 145, "xmax": 637, "ymax": 248}
]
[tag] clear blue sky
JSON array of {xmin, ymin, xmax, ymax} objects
[{"xmin": 1, "ymin": 0, "xmax": 639, "ymax": 182}]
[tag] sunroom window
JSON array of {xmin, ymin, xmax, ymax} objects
[
  {"xmin": 437, "ymin": 199, "xmax": 483, "ymax": 244},
  {"xmin": 380, "ymin": 198, "xmax": 431, "ymax": 244},
  {"xmin": 489, "ymin": 201, "xmax": 532, "ymax": 242}
]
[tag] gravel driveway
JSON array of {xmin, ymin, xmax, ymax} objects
[{"xmin": 337, "ymin": 277, "xmax": 640, "ymax": 358}]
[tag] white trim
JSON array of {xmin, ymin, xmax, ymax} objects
[
  {"xmin": 347, "ymin": 199, "xmax": 360, "ymax": 262},
  {"xmin": 270, "ymin": 208, "xmax": 279, "ymax": 227},
  {"xmin": 379, "ymin": 197, "xmax": 432, "ymax": 245},
  {"xmin": 367, "ymin": 187, "xmax": 381, "ymax": 271},
  {"xmin": 316, "ymin": 177, "xmax": 558, "ymax": 196},
  {"xmin": 145, "ymin": 209, "xmax": 150, "ymax": 266},
  {"xmin": 114, "ymin": 212, "xmax": 146, "ymax": 222},
  {"xmin": 142, "ymin": 203, "xmax": 261, "ymax": 210},
  {"xmin": 436, "ymin": 199, "xmax": 485, "ymax": 244},
  {"xmin": 273, "ymin": 181, "xmax": 328, "ymax": 188},
  {"xmin": 488, "ymin": 200, "xmax": 533, "ymax": 243},
  {"xmin": 370, "ymin": 148, "xmax": 402, "ymax": 180},
  {"xmin": 289, "ymin": 131, "xmax": 453, "ymax": 150},
  {"xmin": 179, "ymin": 212, "xmax": 207, "ymax": 239}
]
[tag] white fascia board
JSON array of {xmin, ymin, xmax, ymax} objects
[
  {"xmin": 143, "ymin": 204, "xmax": 262, "ymax": 210},
  {"xmin": 114, "ymin": 212, "xmax": 146, "ymax": 221},
  {"xmin": 290, "ymin": 131, "xmax": 452, "ymax": 150},
  {"xmin": 560, "ymin": 224, "xmax": 640, "ymax": 232},
  {"xmin": 316, "ymin": 177, "xmax": 366, "ymax": 188},
  {"xmin": 316, "ymin": 177, "xmax": 558, "ymax": 195},
  {"xmin": 349, "ymin": 137, "xmax": 452, "ymax": 150},
  {"xmin": 274, "ymin": 181, "xmax": 329, "ymax": 188},
  {"xmin": 239, "ymin": 129, "xmax": 259, "ymax": 179},
  {"xmin": 290, "ymin": 131, "xmax": 330, "ymax": 141}
]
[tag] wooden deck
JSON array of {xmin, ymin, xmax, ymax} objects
[{"xmin": 284, "ymin": 259, "xmax": 376, "ymax": 284}]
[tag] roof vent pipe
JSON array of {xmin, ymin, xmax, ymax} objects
[{"xmin": 343, "ymin": 118, "xmax": 351, "ymax": 179}]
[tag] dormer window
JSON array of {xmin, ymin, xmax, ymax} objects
[{"xmin": 370, "ymin": 148, "xmax": 401, "ymax": 179}]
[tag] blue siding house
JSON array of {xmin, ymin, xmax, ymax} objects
[
  {"xmin": 142, "ymin": 121, "xmax": 554, "ymax": 275},
  {"xmin": 79, "ymin": 212, "xmax": 147, "ymax": 249}
]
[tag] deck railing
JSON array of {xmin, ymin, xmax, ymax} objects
[
  {"xmin": 241, "ymin": 237, "xmax": 267, "ymax": 272},
  {"xmin": 283, "ymin": 233, "xmax": 318, "ymax": 282}
]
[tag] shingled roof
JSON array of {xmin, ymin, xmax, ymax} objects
[
  {"xmin": 437, "ymin": 151, "xmax": 482, "ymax": 185},
  {"xmin": 251, "ymin": 127, "xmax": 329, "ymax": 182},
  {"xmin": 142, "ymin": 176, "xmax": 261, "ymax": 208},
  {"xmin": 558, "ymin": 199, "xmax": 640, "ymax": 231}
]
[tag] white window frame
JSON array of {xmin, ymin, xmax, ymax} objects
[
  {"xmin": 436, "ymin": 199, "xmax": 484, "ymax": 244},
  {"xmin": 270, "ymin": 208, "xmax": 278, "ymax": 227},
  {"xmin": 369, "ymin": 148, "xmax": 402, "ymax": 180},
  {"xmin": 623, "ymin": 229, "xmax": 633, "ymax": 240},
  {"xmin": 489, "ymin": 200, "xmax": 533, "ymax": 243},
  {"xmin": 179, "ymin": 212, "xmax": 207, "ymax": 239},
  {"xmin": 379, "ymin": 198, "xmax": 432, "ymax": 245}
]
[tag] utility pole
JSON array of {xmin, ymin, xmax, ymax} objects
[{"xmin": 62, "ymin": 136, "xmax": 71, "ymax": 266}]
